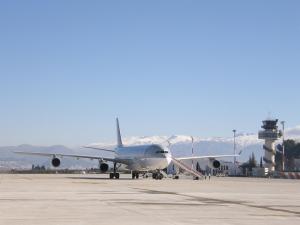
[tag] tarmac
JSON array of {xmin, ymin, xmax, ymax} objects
[{"xmin": 0, "ymin": 174, "xmax": 299, "ymax": 225}]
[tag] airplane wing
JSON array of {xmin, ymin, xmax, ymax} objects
[
  {"xmin": 171, "ymin": 157, "xmax": 203, "ymax": 178},
  {"xmin": 176, "ymin": 154, "xmax": 240, "ymax": 160},
  {"xmin": 171, "ymin": 154, "xmax": 239, "ymax": 178},
  {"xmin": 14, "ymin": 151, "xmax": 119, "ymax": 163},
  {"xmin": 82, "ymin": 146, "xmax": 116, "ymax": 153}
]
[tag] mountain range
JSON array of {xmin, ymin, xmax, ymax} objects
[{"xmin": 1, "ymin": 125, "xmax": 300, "ymax": 170}]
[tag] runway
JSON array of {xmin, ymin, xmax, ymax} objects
[{"xmin": 0, "ymin": 174, "xmax": 299, "ymax": 225}]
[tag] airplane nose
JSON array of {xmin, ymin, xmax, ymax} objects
[{"xmin": 145, "ymin": 145, "xmax": 168, "ymax": 158}]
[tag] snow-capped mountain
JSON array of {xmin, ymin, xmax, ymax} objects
[
  {"xmin": 88, "ymin": 126, "xmax": 300, "ymax": 163},
  {"xmin": 1, "ymin": 126, "xmax": 299, "ymax": 170},
  {"xmin": 91, "ymin": 133, "xmax": 264, "ymax": 162}
]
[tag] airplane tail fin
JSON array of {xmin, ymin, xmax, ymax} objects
[{"xmin": 116, "ymin": 118, "xmax": 123, "ymax": 148}]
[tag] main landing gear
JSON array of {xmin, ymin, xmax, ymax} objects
[
  {"xmin": 152, "ymin": 171, "xmax": 163, "ymax": 180},
  {"xmin": 132, "ymin": 171, "xmax": 139, "ymax": 179},
  {"xmin": 109, "ymin": 163, "xmax": 120, "ymax": 179},
  {"xmin": 109, "ymin": 172, "xmax": 120, "ymax": 179}
]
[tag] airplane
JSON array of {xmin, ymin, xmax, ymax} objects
[{"xmin": 15, "ymin": 118, "xmax": 239, "ymax": 180}]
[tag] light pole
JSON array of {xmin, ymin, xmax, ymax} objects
[
  {"xmin": 233, "ymin": 129, "xmax": 237, "ymax": 175},
  {"xmin": 191, "ymin": 136, "xmax": 194, "ymax": 171},
  {"xmin": 281, "ymin": 121, "xmax": 285, "ymax": 171}
]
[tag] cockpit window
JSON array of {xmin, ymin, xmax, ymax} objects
[
  {"xmin": 156, "ymin": 150, "xmax": 168, "ymax": 154},
  {"xmin": 145, "ymin": 145, "xmax": 168, "ymax": 157}
]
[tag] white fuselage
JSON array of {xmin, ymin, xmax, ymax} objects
[{"xmin": 114, "ymin": 144, "xmax": 172, "ymax": 171}]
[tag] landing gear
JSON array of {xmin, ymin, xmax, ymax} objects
[
  {"xmin": 109, "ymin": 163, "xmax": 120, "ymax": 179},
  {"xmin": 109, "ymin": 173, "xmax": 114, "ymax": 179},
  {"xmin": 152, "ymin": 171, "xmax": 163, "ymax": 180},
  {"xmin": 157, "ymin": 173, "xmax": 163, "ymax": 180},
  {"xmin": 109, "ymin": 172, "xmax": 120, "ymax": 179},
  {"xmin": 132, "ymin": 171, "xmax": 139, "ymax": 179}
]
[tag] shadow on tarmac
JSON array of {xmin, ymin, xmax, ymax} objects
[
  {"xmin": 134, "ymin": 188, "xmax": 300, "ymax": 217},
  {"xmin": 67, "ymin": 176, "xmax": 133, "ymax": 181}
]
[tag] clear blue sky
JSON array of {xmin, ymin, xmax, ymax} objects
[{"xmin": 0, "ymin": 1, "xmax": 299, "ymax": 146}]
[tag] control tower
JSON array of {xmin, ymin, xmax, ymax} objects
[{"xmin": 258, "ymin": 119, "xmax": 282, "ymax": 173}]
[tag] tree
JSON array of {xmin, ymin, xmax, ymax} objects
[
  {"xmin": 276, "ymin": 139, "xmax": 300, "ymax": 171},
  {"xmin": 249, "ymin": 152, "xmax": 257, "ymax": 169},
  {"xmin": 240, "ymin": 152, "xmax": 257, "ymax": 175},
  {"xmin": 196, "ymin": 162, "xmax": 200, "ymax": 172},
  {"xmin": 260, "ymin": 157, "xmax": 263, "ymax": 168}
]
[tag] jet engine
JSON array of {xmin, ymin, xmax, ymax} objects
[
  {"xmin": 51, "ymin": 157, "xmax": 61, "ymax": 167},
  {"xmin": 209, "ymin": 159, "xmax": 221, "ymax": 169},
  {"xmin": 99, "ymin": 163, "xmax": 109, "ymax": 173}
]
